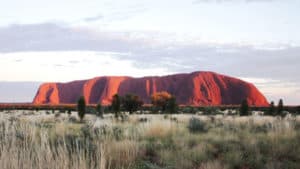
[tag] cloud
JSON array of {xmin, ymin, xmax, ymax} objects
[
  {"xmin": 83, "ymin": 14, "xmax": 103, "ymax": 22},
  {"xmin": 193, "ymin": 0, "xmax": 277, "ymax": 3},
  {"xmin": 77, "ymin": 3, "xmax": 148, "ymax": 25},
  {"xmin": 0, "ymin": 23, "xmax": 298, "ymax": 82},
  {"xmin": 69, "ymin": 60, "xmax": 80, "ymax": 64},
  {"xmin": 0, "ymin": 23, "xmax": 152, "ymax": 53},
  {"xmin": 0, "ymin": 51, "xmax": 170, "ymax": 82},
  {"xmin": 14, "ymin": 59, "xmax": 23, "ymax": 62},
  {"xmin": 0, "ymin": 23, "xmax": 299, "ymax": 104}
]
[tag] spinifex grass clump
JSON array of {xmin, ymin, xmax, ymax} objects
[{"xmin": 187, "ymin": 117, "xmax": 207, "ymax": 133}]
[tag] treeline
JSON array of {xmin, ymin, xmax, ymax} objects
[
  {"xmin": 1, "ymin": 92, "xmax": 299, "ymax": 118},
  {"xmin": 75, "ymin": 92, "xmax": 300, "ymax": 121},
  {"xmin": 239, "ymin": 98, "xmax": 297, "ymax": 117},
  {"xmin": 76, "ymin": 92, "xmax": 178, "ymax": 121}
]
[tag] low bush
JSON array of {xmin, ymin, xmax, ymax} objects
[
  {"xmin": 139, "ymin": 117, "xmax": 149, "ymax": 123},
  {"xmin": 180, "ymin": 106, "xmax": 197, "ymax": 114},
  {"xmin": 187, "ymin": 117, "xmax": 207, "ymax": 133}
]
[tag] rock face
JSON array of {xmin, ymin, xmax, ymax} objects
[{"xmin": 33, "ymin": 71, "xmax": 269, "ymax": 106}]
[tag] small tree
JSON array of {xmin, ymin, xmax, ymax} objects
[
  {"xmin": 77, "ymin": 96, "xmax": 86, "ymax": 122},
  {"xmin": 67, "ymin": 109, "xmax": 72, "ymax": 116},
  {"xmin": 151, "ymin": 91, "xmax": 172, "ymax": 112},
  {"xmin": 240, "ymin": 99, "xmax": 249, "ymax": 116},
  {"xmin": 267, "ymin": 101, "xmax": 275, "ymax": 116},
  {"xmin": 296, "ymin": 106, "xmax": 300, "ymax": 115},
  {"xmin": 96, "ymin": 103, "xmax": 103, "ymax": 118},
  {"xmin": 111, "ymin": 94, "xmax": 121, "ymax": 118},
  {"xmin": 277, "ymin": 99, "xmax": 284, "ymax": 117},
  {"xmin": 166, "ymin": 96, "xmax": 178, "ymax": 114},
  {"xmin": 122, "ymin": 94, "xmax": 143, "ymax": 114}
]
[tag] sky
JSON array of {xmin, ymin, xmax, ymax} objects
[{"xmin": 0, "ymin": 0, "xmax": 299, "ymax": 104}]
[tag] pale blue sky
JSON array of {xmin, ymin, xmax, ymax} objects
[{"xmin": 0, "ymin": 0, "xmax": 299, "ymax": 104}]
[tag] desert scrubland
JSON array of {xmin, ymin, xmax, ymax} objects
[{"xmin": 0, "ymin": 110, "xmax": 299, "ymax": 169}]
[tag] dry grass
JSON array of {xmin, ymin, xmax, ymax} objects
[
  {"xmin": 0, "ymin": 111, "xmax": 299, "ymax": 169},
  {"xmin": 105, "ymin": 140, "xmax": 139, "ymax": 169},
  {"xmin": 142, "ymin": 120, "xmax": 179, "ymax": 138}
]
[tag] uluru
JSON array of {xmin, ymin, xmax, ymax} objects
[{"xmin": 33, "ymin": 71, "xmax": 269, "ymax": 106}]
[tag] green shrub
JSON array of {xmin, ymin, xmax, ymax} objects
[
  {"xmin": 122, "ymin": 94, "xmax": 143, "ymax": 114},
  {"xmin": 240, "ymin": 99, "xmax": 249, "ymax": 116},
  {"xmin": 111, "ymin": 94, "xmax": 121, "ymax": 118},
  {"xmin": 296, "ymin": 106, "xmax": 300, "ymax": 115},
  {"xmin": 86, "ymin": 107, "xmax": 97, "ymax": 114},
  {"xmin": 163, "ymin": 114, "xmax": 169, "ymax": 119},
  {"xmin": 166, "ymin": 96, "xmax": 178, "ymax": 114},
  {"xmin": 77, "ymin": 96, "xmax": 86, "ymax": 121},
  {"xmin": 96, "ymin": 103, "xmax": 103, "ymax": 118},
  {"xmin": 68, "ymin": 116, "xmax": 77, "ymax": 123},
  {"xmin": 267, "ymin": 101, "xmax": 275, "ymax": 116},
  {"xmin": 120, "ymin": 114, "xmax": 129, "ymax": 122},
  {"xmin": 139, "ymin": 117, "xmax": 149, "ymax": 123},
  {"xmin": 54, "ymin": 112, "xmax": 60, "ymax": 118},
  {"xmin": 170, "ymin": 117, "xmax": 178, "ymax": 122},
  {"xmin": 187, "ymin": 117, "xmax": 207, "ymax": 133},
  {"xmin": 67, "ymin": 109, "xmax": 72, "ymax": 116},
  {"xmin": 202, "ymin": 107, "xmax": 220, "ymax": 115},
  {"xmin": 59, "ymin": 109, "xmax": 65, "ymax": 113},
  {"xmin": 181, "ymin": 106, "xmax": 197, "ymax": 114},
  {"xmin": 277, "ymin": 99, "xmax": 284, "ymax": 117}
]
